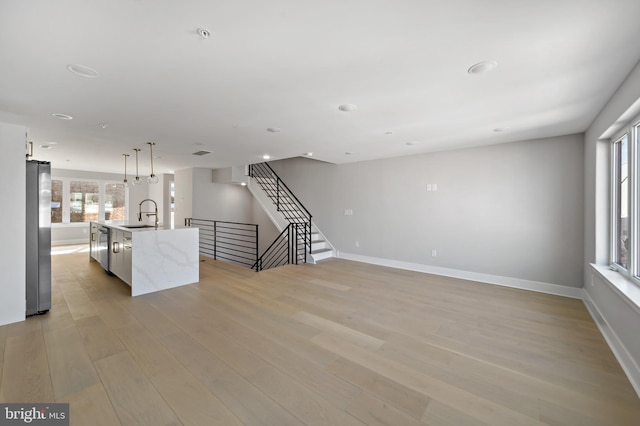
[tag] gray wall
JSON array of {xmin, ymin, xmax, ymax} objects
[
  {"xmin": 0, "ymin": 122, "xmax": 26, "ymax": 325},
  {"xmin": 271, "ymin": 134, "xmax": 585, "ymax": 288},
  {"xmin": 177, "ymin": 167, "xmax": 279, "ymax": 255},
  {"xmin": 192, "ymin": 168, "xmax": 253, "ymax": 223}
]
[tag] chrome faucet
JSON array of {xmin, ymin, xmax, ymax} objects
[{"xmin": 138, "ymin": 199, "xmax": 159, "ymax": 229}]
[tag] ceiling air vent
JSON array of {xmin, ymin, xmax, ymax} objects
[{"xmin": 192, "ymin": 150, "xmax": 212, "ymax": 156}]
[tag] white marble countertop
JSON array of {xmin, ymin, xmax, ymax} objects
[
  {"xmin": 91, "ymin": 221, "xmax": 199, "ymax": 296},
  {"xmin": 93, "ymin": 220, "xmax": 180, "ymax": 232}
]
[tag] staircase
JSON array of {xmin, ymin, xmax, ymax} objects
[{"xmin": 248, "ymin": 162, "xmax": 334, "ymax": 264}]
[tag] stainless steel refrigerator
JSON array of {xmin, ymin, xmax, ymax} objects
[{"xmin": 26, "ymin": 160, "xmax": 51, "ymax": 316}]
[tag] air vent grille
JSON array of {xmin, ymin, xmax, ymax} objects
[{"xmin": 192, "ymin": 150, "xmax": 212, "ymax": 156}]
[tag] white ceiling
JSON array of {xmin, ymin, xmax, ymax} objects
[{"xmin": 2, "ymin": 0, "xmax": 640, "ymax": 175}]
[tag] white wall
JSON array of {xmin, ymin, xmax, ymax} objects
[
  {"xmin": 174, "ymin": 168, "xmax": 193, "ymax": 228},
  {"xmin": 192, "ymin": 168, "xmax": 253, "ymax": 222},
  {"xmin": 127, "ymin": 179, "xmax": 151, "ymax": 224},
  {"xmin": 162, "ymin": 173, "xmax": 174, "ymax": 229},
  {"xmin": 0, "ymin": 122, "xmax": 26, "ymax": 326},
  {"xmin": 583, "ymin": 59, "xmax": 640, "ymax": 392},
  {"xmin": 271, "ymin": 134, "xmax": 585, "ymax": 288},
  {"xmin": 251, "ymin": 196, "xmax": 281, "ymax": 255},
  {"xmin": 147, "ymin": 173, "xmax": 165, "ymax": 226}
]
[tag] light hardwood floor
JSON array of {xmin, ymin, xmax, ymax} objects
[{"xmin": 1, "ymin": 245, "xmax": 639, "ymax": 425}]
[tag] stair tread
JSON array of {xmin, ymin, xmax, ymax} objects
[{"xmin": 311, "ymin": 248, "xmax": 333, "ymax": 254}]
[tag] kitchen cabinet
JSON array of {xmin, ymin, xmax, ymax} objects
[
  {"xmin": 109, "ymin": 229, "xmax": 132, "ymax": 286},
  {"xmin": 89, "ymin": 222, "xmax": 99, "ymax": 261},
  {"xmin": 91, "ymin": 221, "xmax": 198, "ymax": 296}
]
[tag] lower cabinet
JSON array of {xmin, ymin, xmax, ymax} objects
[
  {"xmin": 89, "ymin": 222, "xmax": 99, "ymax": 261},
  {"xmin": 109, "ymin": 229, "xmax": 132, "ymax": 285}
]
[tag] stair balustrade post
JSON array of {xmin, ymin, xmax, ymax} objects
[{"xmin": 214, "ymin": 221, "xmax": 217, "ymax": 260}]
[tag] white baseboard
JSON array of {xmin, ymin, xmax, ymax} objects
[
  {"xmin": 337, "ymin": 252, "xmax": 583, "ymax": 299},
  {"xmin": 582, "ymin": 290, "xmax": 640, "ymax": 398}
]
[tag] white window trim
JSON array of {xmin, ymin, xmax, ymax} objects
[
  {"xmin": 609, "ymin": 114, "xmax": 640, "ymax": 288},
  {"xmin": 51, "ymin": 176, "xmax": 127, "ymax": 225}
]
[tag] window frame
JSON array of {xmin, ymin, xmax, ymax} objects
[
  {"xmin": 610, "ymin": 114, "xmax": 640, "ymax": 285},
  {"xmin": 51, "ymin": 177, "xmax": 128, "ymax": 226}
]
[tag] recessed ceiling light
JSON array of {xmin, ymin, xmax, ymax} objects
[
  {"xmin": 51, "ymin": 113, "xmax": 73, "ymax": 120},
  {"xmin": 338, "ymin": 104, "xmax": 357, "ymax": 112},
  {"xmin": 467, "ymin": 60, "xmax": 498, "ymax": 75},
  {"xmin": 197, "ymin": 28, "xmax": 211, "ymax": 39},
  {"xmin": 303, "ymin": 152, "xmax": 313, "ymax": 157},
  {"xmin": 266, "ymin": 127, "xmax": 281, "ymax": 133},
  {"xmin": 493, "ymin": 127, "xmax": 510, "ymax": 133},
  {"xmin": 40, "ymin": 144, "xmax": 52, "ymax": 149},
  {"xmin": 99, "ymin": 123, "xmax": 108, "ymax": 129},
  {"xmin": 345, "ymin": 152, "xmax": 354, "ymax": 155},
  {"xmin": 406, "ymin": 142, "xmax": 415, "ymax": 146},
  {"xmin": 385, "ymin": 131, "xmax": 393, "ymax": 135},
  {"xmin": 47, "ymin": 141, "xmax": 58, "ymax": 145},
  {"xmin": 262, "ymin": 154, "xmax": 271, "ymax": 160},
  {"xmin": 240, "ymin": 182, "xmax": 247, "ymax": 186},
  {"xmin": 192, "ymin": 150, "xmax": 212, "ymax": 156},
  {"xmin": 67, "ymin": 64, "xmax": 99, "ymax": 78}
]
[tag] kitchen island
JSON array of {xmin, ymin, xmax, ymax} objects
[{"xmin": 90, "ymin": 221, "xmax": 199, "ymax": 296}]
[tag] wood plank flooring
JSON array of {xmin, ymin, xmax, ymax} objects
[{"xmin": 1, "ymin": 245, "xmax": 639, "ymax": 425}]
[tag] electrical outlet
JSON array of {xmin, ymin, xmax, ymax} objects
[
  {"xmin": 431, "ymin": 249, "xmax": 437, "ymax": 257},
  {"xmin": 432, "ymin": 183, "xmax": 437, "ymax": 191},
  {"xmin": 344, "ymin": 209, "xmax": 353, "ymax": 216},
  {"xmin": 426, "ymin": 184, "xmax": 432, "ymax": 192}
]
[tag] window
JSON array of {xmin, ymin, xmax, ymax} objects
[
  {"xmin": 51, "ymin": 179, "xmax": 63, "ymax": 224},
  {"xmin": 170, "ymin": 181, "xmax": 175, "ymax": 228},
  {"xmin": 611, "ymin": 117, "xmax": 639, "ymax": 283},
  {"xmin": 51, "ymin": 177, "xmax": 127, "ymax": 224},
  {"xmin": 613, "ymin": 134, "xmax": 630, "ymax": 269},
  {"xmin": 105, "ymin": 183, "xmax": 125, "ymax": 220},
  {"xmin": 70, "ymin": 181, "xmax": 99, "ymax": 223}
]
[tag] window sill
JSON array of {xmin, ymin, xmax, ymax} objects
[{"xmin": 590, "ymin": 263, "xmax": 640, "ymax": 315}]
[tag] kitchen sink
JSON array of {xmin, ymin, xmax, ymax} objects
[{"xmin": 122, "ymin": 224, "xmax": 156, "ymax": 229}]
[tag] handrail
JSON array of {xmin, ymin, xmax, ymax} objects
[
  {"xmin": 252, "ymin": 223, "xmax": 306, "ymax": 271},
  {"xmin": 249, "ymin": 162, "xmax": 312, "ymax": 258},
  {"xmin": 185, "ymin": 218, "xmax": 259, "ymax": 269},
  {"xmin": 249, "ymin": 162, "xmax": 311, "ymax": 218}
]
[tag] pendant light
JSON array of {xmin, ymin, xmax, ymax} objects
[
  {"xmin": 132, "ymin": 148, "xmax": 142, "ymax": 185},
  {"xmin": 147, "ymin": 141, "xmax": 159, "ymax": 184},
  {"xmin": 122, "ymin": 153, "xmax": 130, "ymax": 187}
]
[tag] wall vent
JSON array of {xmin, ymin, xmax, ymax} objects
[{"xmin": 192, "ymin": 150, "xmax": 212, "ymax": 156}]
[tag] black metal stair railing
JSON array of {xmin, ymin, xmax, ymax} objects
[
  {"xmin": 248, "ymin": 162, "xmax": 312, "ymax": 259},
  {"xmin": 185, "ymin": 218, "xmax": 258, "ymax": 268},
  {"xmin": 252, "ymin": 223, "xmax": 306, "ymax": 271}
]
